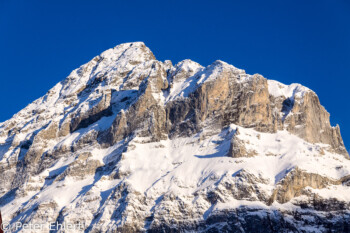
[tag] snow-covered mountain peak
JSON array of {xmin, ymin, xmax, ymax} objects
[
  {"xmin": 209, "ymin": 59, "xmax": 243, "ymax": 71},
  {"xmin": 268, "ymin": 79, "xmax": 311, "ymax": 99},
  {"xmin": 173, "ymin": 59, "xmax": 203, "ymax": 74},
  {"xmin": 103, "ymin": 41, "xmax": 155, "ymax": 63},
  {"xmin": 0, "ymin": 42, "xmax": 349, "ymax": 232},
  {"xmin": 100, "ymin": 42, "xmax": 154, "ymax": 59}
]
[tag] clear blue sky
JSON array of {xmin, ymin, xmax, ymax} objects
[{"xmin": 1, "ymin": 0, "xmax": 349, "ymax": 149}]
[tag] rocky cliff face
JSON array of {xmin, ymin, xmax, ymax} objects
[{"xmin": 0, "ymin": 42, "xmax": 349, "ymax": 232}]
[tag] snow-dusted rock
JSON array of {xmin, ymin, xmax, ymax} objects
[{"xmin": 0, "ymin": 42, "xmax": 349, "ymax": 232}]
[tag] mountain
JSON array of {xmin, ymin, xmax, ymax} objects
[{"xmin": 0, "ymin": 42, "xmax": 349, "ymax": 232}]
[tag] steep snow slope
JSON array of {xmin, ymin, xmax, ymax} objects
[{"xmin": 0, "ymin": 42, "xmax": 349, "ymax": 232}]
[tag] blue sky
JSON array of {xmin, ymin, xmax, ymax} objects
[{"xmin": 1, "ymin": 0, "xmax": 349, "ymax": 148}]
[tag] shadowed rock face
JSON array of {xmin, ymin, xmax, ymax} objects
[
  {"xmin": 148, "ymin": 209, "xmax": 350, "ymax": 233},
  {"xmin": 0, "ymin": 211, "xmax": 3, "ymax": 233},
  {"xmin": 0, "ymin": 42, "xmax": 349, "ymax": 232}
]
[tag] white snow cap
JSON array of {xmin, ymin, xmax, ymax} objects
[
  {"xmin": 100, "ymin": 41, "xmax": 155, "ymax": 63},
  {"xmin": 268, "ymin": 80, "xmax": 311, "ymax": 99}
]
